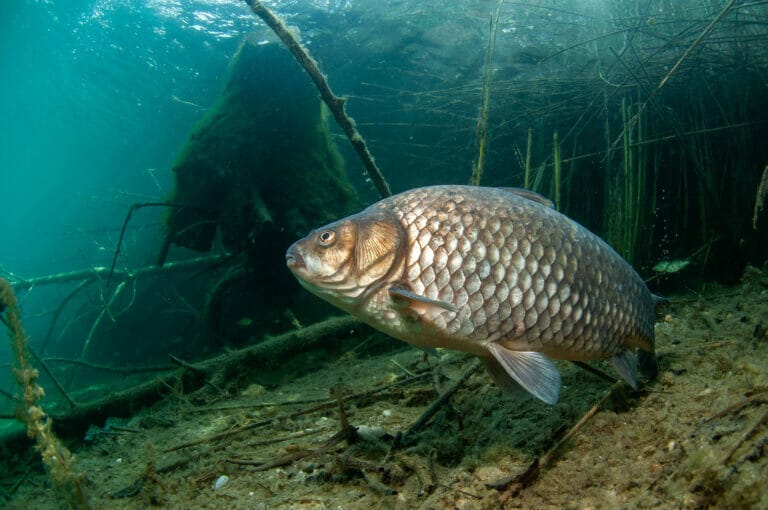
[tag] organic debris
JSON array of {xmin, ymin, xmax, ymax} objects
[{"xmin": 4, "ymin": 266, "xmax": 768, "ymax": 509}]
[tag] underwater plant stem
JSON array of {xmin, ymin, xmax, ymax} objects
[
  {"xmin": 753, "ymin": 165, "xmax": 768, "ymax": 230},
  {"xmin": 621, "ymin": 98, "xmax": 634, "ymax": 263},
  {"xmin": 553, "ymin": 131, "xmax": 561, "ymax": 210},
  {"xmin": 470, "ymin": 0, "xmax": 505, "ymax": 186},
  {"xmin": 0, "ymin": 278, "xmax": 89, "ymax": 509},
  {"xmin": 244, "ymin": 0, "xmax": 391, "ymax": 198},
  {"xmin": 524, "ymin": 127, "xmax": 532, "ymax": 189},
  {"xmin": 635, "ymin": 89, "xmax": 647, "ymax": 263},
  {"xmin": 607, "ymin": 0, "xmax": 737, "ymax": 156}
]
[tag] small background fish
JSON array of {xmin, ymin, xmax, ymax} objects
[{"xmin": 287, "ymin": 185, "xmax": 657, "ymax": 404}]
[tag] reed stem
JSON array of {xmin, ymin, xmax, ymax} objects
[
  {"xmin": 553, "ymin": 131, "xmax": 561, "ymax": 210},
  {"xmin": 524, "ymin": 127, "xmax": 533, "ymax": 189},
  {"xmin": 470, "ymin": 0, "xmax": 505, "ymax": 186}
]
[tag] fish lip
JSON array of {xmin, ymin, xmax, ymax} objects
[{"xmin": 285, "ymin": 246, "xmax": 305, "ymax": 269}]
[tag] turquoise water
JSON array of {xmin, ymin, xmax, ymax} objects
[{"xmin": 1, "ymin": 0, "xmax": 250, "ymax": 277}]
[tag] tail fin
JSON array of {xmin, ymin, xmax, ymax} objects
[
  {"xmin": 640, "ymin": 293, "xmax": 667, "ymax": 381},
  {"xmin": 652, "ymin": 294, "xmax": 670, "ymax": 317}
]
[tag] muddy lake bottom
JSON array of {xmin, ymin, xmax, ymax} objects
[{"xmin": 3, "ymin": 268, "xmax": 768, "ymax": 509}]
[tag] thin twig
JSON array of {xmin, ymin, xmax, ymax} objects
[
  {"xmin": 38, "ymin": 279, "xmax": 93, "ymax": 355},
  {"xmin": 390, "ymin": 359, "xmax": 415, "ymax": 377},
  {"xmin": 494, "ymin": 382, "xmax": 621, "ymax": 501},
  {"xmin": 227, "ymin": 430, "xmax": 345, "ymax": 470},
  {"xmin": 41, "ymin": 357, "xmax": 174, "ymax": 375},
  {"xmin": 401, "ymin": 359, "xmax": 481, "ymax": 443},
  {"xmin": 248, "ymin": 427, "xmax": 326, "ymax": 447},
  {"xmin": 164, "ymin": 370, "xmax": 432, "ymax": 453},
  {"xmin": 723, "ymin": 407, "xmax": 768, "ymax": 463},
  {"xmin": 10, "ymin": 255, "xmax": 229, "ymax": 291},
  {"xmin": 164, "ymin": 419, "xmax": 273, "ymax": 453},
  {"xmin": 80, "ymin": 279, "xmax": 128, "ymax": 362},
  {"xmin": 703, "ymin": 389, "xmax": 768, "ymax": 424},
  {"xmin": 106, "ymin": 202, "xmax": 190, "ymax": 287},
  {"xmin": 28, "ymin": 346, "xmax": 77, "ymax": 408},
  {"xmin": 168, "ymin": 355, "xmax": 205, "ymax": 373},
  {"xmin": 570, "ymin": 360, "xmax": 618, "ymax": 385}
]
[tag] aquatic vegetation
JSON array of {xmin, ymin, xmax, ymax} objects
[
  {"xmin": 469, "ymin": 0, "xmax": 505, "ymax": 187},
  {"xmin": 0, "ymin": 279, "xmax": 88, "ymax": 509}
]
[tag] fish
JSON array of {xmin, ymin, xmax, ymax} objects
[{"xmin": 286, "ymin": 185, "xmax": 657, "ymax": 404}]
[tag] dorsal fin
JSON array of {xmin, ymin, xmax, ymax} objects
[{"xmin": 497, "ymin": 187, "xmax": 554, "ymax": 208}]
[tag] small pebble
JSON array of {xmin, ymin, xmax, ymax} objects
[{"xmin": 213, "ymin": 475, "xmax": 229, "ymax": 491}]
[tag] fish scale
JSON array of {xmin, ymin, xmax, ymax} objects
[
  {"xmin": 384, "ymin": 187, "xmax": 653, "ymax": 354},
  {"xmin": 286, "ymin": 185, "xmax": 657, "ymax": 404}
]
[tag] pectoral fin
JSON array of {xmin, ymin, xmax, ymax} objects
[
  {"xmin": 389, "ymin": 285, "xmax": 458, "ymax": 320},
  {"xmin": 486, "ymin": 343, "xmax": 561, "ymax": 404}
]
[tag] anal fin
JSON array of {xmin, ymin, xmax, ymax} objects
[
  {"xmin": 486, "ymin": 343, "xmax": 561, "ymax": 404},
  {"xmin": 479, "ymin": 356, "xmax": 525, "ymax": 397},
  {"xmin": 611, "ymin": 350, "xmax": 638, "ymax": 389}
]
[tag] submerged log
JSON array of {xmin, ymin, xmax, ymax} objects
[{"xmin": 2, "ymin": 316, "xmax": 363, "ymax": 443}]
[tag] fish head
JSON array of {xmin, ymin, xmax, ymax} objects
[{"xmin": 286, "ymin": 211, "xmax": 403, "ymax": 310}]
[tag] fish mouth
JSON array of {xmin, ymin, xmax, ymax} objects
[{"xmin": 286, "ymin": 246, "xmax": 305, "ymax": 270}]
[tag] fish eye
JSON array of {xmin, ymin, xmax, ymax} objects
[{"xmin": 318, "ymin": 230, "xmax": 335, "ymax": 246}]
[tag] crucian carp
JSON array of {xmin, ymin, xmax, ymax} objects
[{"xmin": 287, "ymin": 185, "xmax": 657, "ymax": 404}]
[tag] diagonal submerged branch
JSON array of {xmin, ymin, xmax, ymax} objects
[{"xmin": 243, "ymin": 0, "xmax": 391, "ymax": 199}]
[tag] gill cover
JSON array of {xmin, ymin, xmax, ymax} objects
[{"xmin": 352, "ymin": 212, "xmax": 404, "ymax": 288}]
